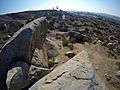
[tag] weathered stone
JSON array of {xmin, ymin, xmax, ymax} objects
[
  {"xmin": 68, "ymin": 43, "xmax": 74, "ymax": 50},
  {"xmin": 115, "ymin": 71, "xmax": 120, "ymax": 79},
  {"xmin": 54, "ymin": 58, "xmax": 59, "ymax": 64},
  {"xmin": 28, "ymin": 65, "xmax": 50, "ymax": 84},
  {"xmin": 6, "ymin": 61, "xmax": 30, "ymax": 90},
  {"xmin": 65, "ymin": 51, "xmax": 75, "ymax": 58},
  {"xmin": 32, "ymin": 48, "xmax": 48, "ymax": 68},
  {"xmin": 29, "ymin": 51, "xmax": 107, "ymax": 90},
  {"xmin": 58, "ymin": 23, "xmax": 69, "ymax": 32},
  {"xmin": 68, "ymin": 31, "xmax": 84, "ymax": 43},
  {"xmin": 31, "ymin": 38, "xmax": 60, "ymax": 68},
  {"xmin": 44, "ymin": 38, "xmax": 60, "ymax": 58},
  {"xmin": 0, "ymin": 17, "xmax": 48, "ymax": 89},
  {"xmin": 104, "ymin": 71, "xmax": 112, "ymax": 81},
  {"xmin": 0, "ymin": 23, "xmax": 7, "ymax": 31}
]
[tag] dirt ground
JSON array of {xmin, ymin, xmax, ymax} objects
[{"xmin": 53, "ymin": 38, "xmax": 120, "ymax": 90}]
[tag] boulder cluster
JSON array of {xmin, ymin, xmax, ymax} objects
[{"xmin": 0, "ymin": 10, "xmax": 120, "ymax": 90}]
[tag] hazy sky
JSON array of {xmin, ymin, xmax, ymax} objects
[{"xmin": 0, "ymin": 0, "xmax": 120, "ymax": 17}]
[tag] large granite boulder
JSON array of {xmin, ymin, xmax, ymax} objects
[
  {"xmin": 44, "ymin": 38, "xmax": 60, "ymax": 58},
  {"xmin": 31, "ymin": 48, "xmax": 48, "ymax": 68},
  {"xmin": 68, "ymin": 31, "xmax": 84, "ymax": 43},
  {"xmin": 6, "ymin": 61, "xmax": 30, "ymax": 90},
  {"xmin": 65, "ymin": 51, "xmax": 75, "ymax": 58},
  {"xmin": 28, "ymin": 65, "xmax": 51, "ymax": 84},
  {"xmin": 31, "ymin": 38, "xmax": 60, "ymax": 68},
  {"xmin": 29, "ymin": 51, "xmax": 107, "ymax": 90},
  {"xmin": 0, "ymin": 17, "xmax": 48, "ymax": 90}
]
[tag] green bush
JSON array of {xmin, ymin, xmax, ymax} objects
[
  {"xmin": 48, "ymin": 59, "xmax": 55, "ymax": 68},
  {"xmin": 62, "ymin": 38, "xmax": 69, "ymax": 47},
  {"xmin": 83, "ymin": 36, "xmax": 92, "ymax": 42}
]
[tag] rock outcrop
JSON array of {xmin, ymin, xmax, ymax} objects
[
  {"xmin": 6, "ymin": 61, "xmax": 30, "ymax": 90},
  {"xmin": 31, "ymin": 48, "xmax": 48, "ymax": 68},
  {"xmin": 28, "ymin": 65, "xmax": 51, "ymax": 84},
  {"xmin": 29, "ymin": 51, "xmax": 107, "ymax": 90},
  {"xmin": 44, "ymin": 38, "xmax": 60, "ymax": 58},
  {"xmin": 31, "ymin": 38, "xmax": 60, "ymax": 68},
  {"xmin": 0, "ymin": 17, "xmax": 48, "ymax": 90},
  {"xmin": 68, "ymin": 31, "xmax": 84, "ymax": 43},
  {"xmin": 65, "ymin": 51, "xmax": 75, "ymax": 58}
]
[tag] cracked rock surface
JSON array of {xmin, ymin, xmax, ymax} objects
[{"xmin": 29, "ymin": 50, "xmax": 107, "ymax": 90}]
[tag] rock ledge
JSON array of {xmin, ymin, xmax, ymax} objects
[{"xmin": 29, "ymin": 50, "xmax": 107, "ymax": 90}]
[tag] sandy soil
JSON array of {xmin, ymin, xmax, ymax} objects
[{"xmin": 54, "ymin": 39, "xmax": 120, "ymax": 90}]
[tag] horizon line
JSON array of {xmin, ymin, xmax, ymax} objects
[{"xmin": 0, "ymin": 9, "xmax": 120, "ymax": 18}]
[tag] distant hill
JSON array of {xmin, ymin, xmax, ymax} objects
[{"xmin": 96, "ymin": 13, "xmax": 120, "ymax": 21}]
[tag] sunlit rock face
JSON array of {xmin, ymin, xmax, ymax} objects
[
  {"xmin": 29, "ymin": 51, "xmax": 108, "ymax": 90},
  {"xmin": 0, "ymin": 17, "xmax": 48, "ymax": 90}
]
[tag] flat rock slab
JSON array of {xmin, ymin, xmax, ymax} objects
[{"xmin": 29, "ymin": 51, "xmax": 107, "ymax": 90}]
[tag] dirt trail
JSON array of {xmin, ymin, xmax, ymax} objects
[{"xmin": 55, "ymin": 42, "xmax": 120, "ymax": 90}]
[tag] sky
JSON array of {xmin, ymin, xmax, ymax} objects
[{"xmin": 0, "ymin": 0, "xmax": 120, "ymax": 17}]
